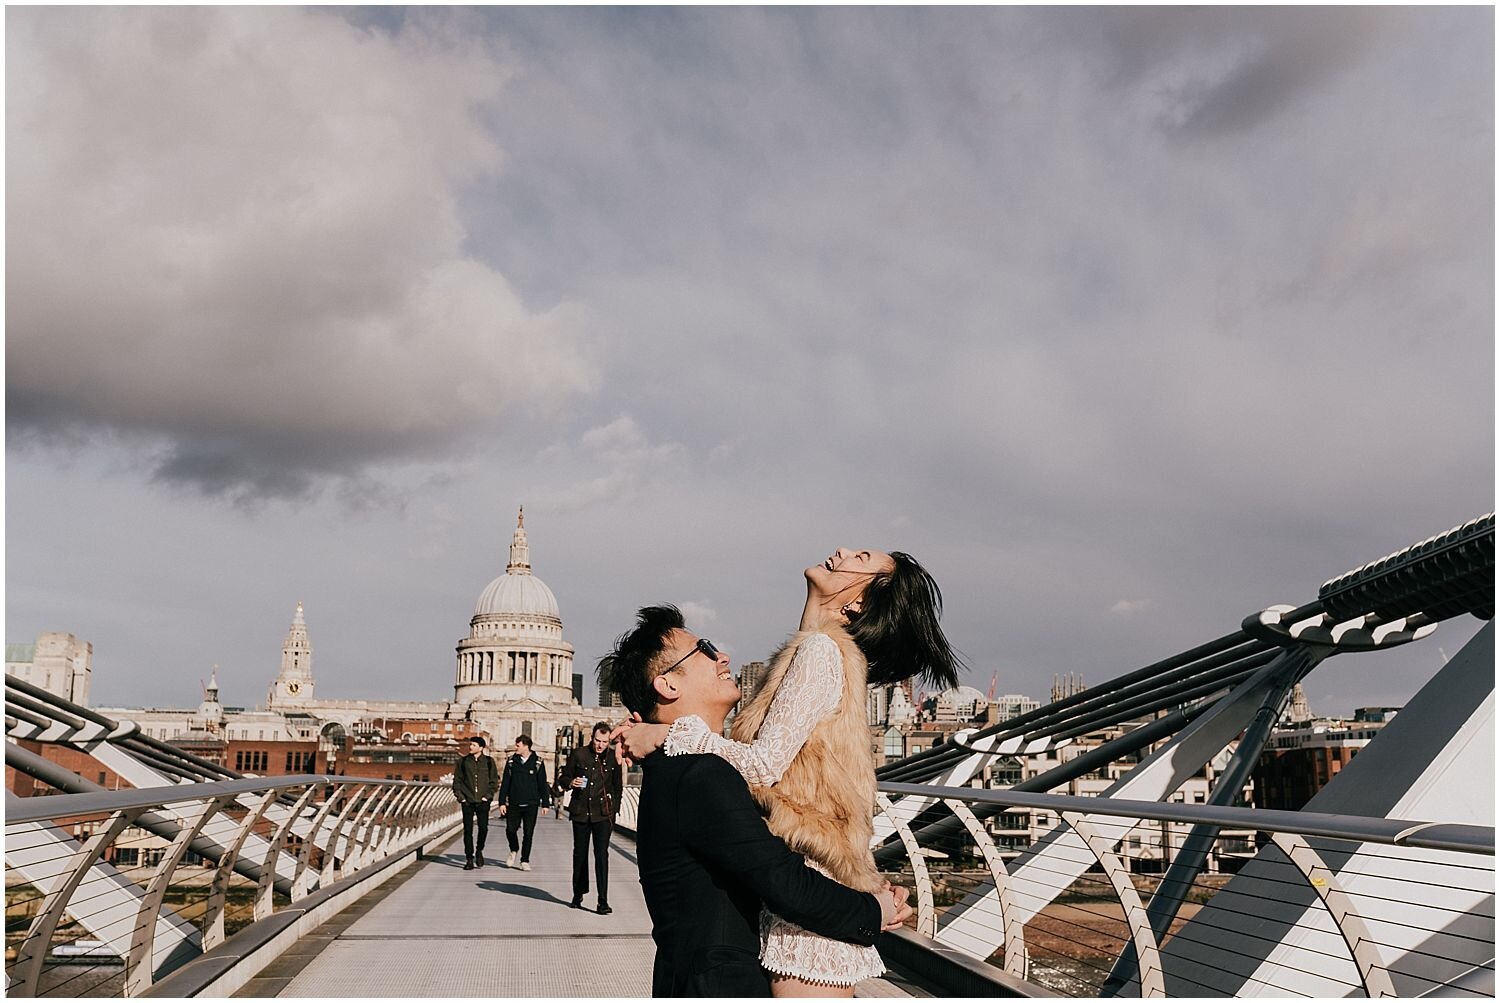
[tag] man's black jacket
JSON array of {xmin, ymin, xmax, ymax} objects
[
  {"xmin": 635, "ymin": 751, "xmax": 882, "ymax": 997},
  {"xmin": 499, "ymin": 752, "xmax": 551, "ymax": 808},
  {"xmin": 452, "ymin": 752, "xmax": 498, "ymax": 803},
  {"xmin": 557, "ymin": 744, "xmax": 623, "ymax": 822}
]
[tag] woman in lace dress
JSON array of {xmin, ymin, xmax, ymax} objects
[{"xmin": 619, "ymin": 547, "xmax": 961, "ymax": 997}]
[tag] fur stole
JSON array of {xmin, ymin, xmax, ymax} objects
[{"xmin": 729, "ymin": 623, "xmax": 883, "ymax": 893}]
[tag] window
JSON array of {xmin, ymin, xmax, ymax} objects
[
  {"xmin": 883, "ymin": 728, "xmax": 903, "ymax": 758},
  {"xmin": 235, "ymin": 750, "xmax": 269, "ymax": 773},
  {"xmin": 284, "ymin": 751, "xmax": 314, "ymax": 772}
]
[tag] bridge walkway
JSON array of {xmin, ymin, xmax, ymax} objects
[
  {"xmin": 239, "ymin": 811, "xmax": 652, "ymax": 997},
  {"xmin": 235, "ymin": 812, "xmax": 915, "ymax": 998}
]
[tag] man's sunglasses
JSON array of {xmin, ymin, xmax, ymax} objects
[{"xmin": 658, "ymin": 638, "xmax": 720, "ymax": 676}]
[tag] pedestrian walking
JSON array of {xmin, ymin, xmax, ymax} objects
[
  {"xmin": 498, "ymin": 734, "xmax": 551, "ymax": 869},
  {"xmin": 452, "ymin": 737, "xmax": 498, "ymax": 870},
  {"xmin": 557, "ymin": 721, "xmax": 623, "ymax": 914}
]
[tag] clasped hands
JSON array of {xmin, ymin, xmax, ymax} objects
[
  {"xmin": 608, "ymin": 712, "xmax": 666, "ymax": 765},
  {"xmin": 877, "ymin": 881, "xmax": 913, "ymax": 931}
]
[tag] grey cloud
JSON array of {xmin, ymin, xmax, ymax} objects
[
  {"xmin": 4, "ymin": 8, "xmax": 1491, "ymax": 714},
  {"xmin": 1076, "ymin": 8, "xmax": 1393, "ymax": 138},
  {"xmin": 151, "ymin": 447, "xmax": 318, "ymax": 505},
  {"xmin": 6, "ymin": 7, "xmax": 598, "ymax": 500}
]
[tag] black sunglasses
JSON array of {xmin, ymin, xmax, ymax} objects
[{"xmin": 659, "ymin": 637, "xmax": 720, "ymax": 676}]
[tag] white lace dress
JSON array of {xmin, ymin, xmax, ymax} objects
[{"xmin": 665, "ymin": 633, "xmax": 885, "ymax": 987}]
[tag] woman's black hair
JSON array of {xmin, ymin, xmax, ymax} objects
[{"xmin": 846, "ymin": 551, "xmax": 963, "ymax": 690}]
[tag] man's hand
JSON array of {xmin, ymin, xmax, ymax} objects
[
  {"xmin": 498, "ymin": 804, "xmax": 508, "ymax": 817},
  {"xmin": 876, "ymin": 882, "xmax": 913, "ymax": 932},
  {"xmin": 571, "ymin": 777, "xmax": 586, "ymax": 788}
]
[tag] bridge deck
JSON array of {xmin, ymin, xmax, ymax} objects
[{"xmin": 236, "ymin": 812, "xmax": 913, "ymax": 997}]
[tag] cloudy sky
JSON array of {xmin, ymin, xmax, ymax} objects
[{"xmin": 7, "ymin": 7, "xmax": 1492, "ymax": 716}]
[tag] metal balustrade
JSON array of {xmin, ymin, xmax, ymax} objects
[
  {"xmin": 869, "ymin": 782, "xmax": 1493, "ymax": 998},
  {"xmin": 612, "ymin": 780, "xmax": 1494, "ymax": 997},
  {"xmin": 4, "ymin": 775, "xmax": 460, "ymax": 997}
]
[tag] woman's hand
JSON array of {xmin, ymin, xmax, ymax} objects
[
  {"xmin": 606, "ymin": 712, "xmax": 644, "ymax": 746},
  {"xmin": 878, "ymin": 881, "xmax": 913, "ymax": 931},
  {"xmin": 613, "ymin": 717, "xmax": 670, "ymax": 764}
]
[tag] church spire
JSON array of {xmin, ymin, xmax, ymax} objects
[
  {"xmin": 270, "ymin": 601, "xmax": 314, "ymax": 707},
  {"xmin": 507, "ymin": 506, "xmax": 532, "ymax": 575}
]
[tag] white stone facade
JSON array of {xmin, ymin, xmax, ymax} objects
[
  {"xmin": 38, "ymin": 509, "xmax": 612, "ymax": 777},
  {"xmin": 241, "ymin": 508, "xmax": 603, "ymax": 772},
  {"xmin": 6, "ymin": 631, "xmax": 92, "ymax": 705}
]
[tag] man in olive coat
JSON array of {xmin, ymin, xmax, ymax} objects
[
  {"xmin": 557, "ymin": 721, "xmax": 624, "ymax": 913},
  {"xmin": 452, "ymin": 737, "xmax": 499, "ymax": 869}
]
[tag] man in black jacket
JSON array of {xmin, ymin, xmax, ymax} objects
[
  {"xmin": 498, "ymin": 734, "xmax": 551, "ymax": 870},
  {"xmin": 557, "ymin": 721, "xmax": 624, "ymax": 913},
  {"xmin": 598, "ymin": 605, "xmax": 910, "ymax": 997},
  {"xmin": 451, "ymin": 736, "xmax": 498, "ymax": 869}
]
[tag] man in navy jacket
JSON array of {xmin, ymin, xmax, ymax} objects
[
  {"xmin": 498, "ymin": 734, "xmax": 551, "ymax": 870},
  {"xmin": 599, "ymin": 606, "xmax": 910, "ymax": 997}
]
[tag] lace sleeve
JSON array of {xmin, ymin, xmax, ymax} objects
[{"xmin": 663, "ymin": 633, "xmax": 844, "ymax": 788}]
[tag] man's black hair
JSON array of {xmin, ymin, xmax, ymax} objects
[
  {"xmin": 597, "ymin": 605, "xmax": 685, "ymax": 723},
  {"xmin": 591, "ymin": 721, "xmax": 611, "ymax": 736},
  {"xmin": 515, "ymin": 734, "xmax": 533, "ymax": 749},
  {"xmin": 470, "ymin": 736, "xmax": 487, "ymax": 748},
  {"xmin": 849, "ymin": 552, "xmax": 964, "ymax": 690}
]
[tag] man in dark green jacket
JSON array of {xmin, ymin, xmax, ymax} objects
[
  {"xmin": 557, "ymin": 721, "xmax": 624, "ymax": 913},
  {"xmin": 452, "ymin": 737, "xmax": 499, "ymax": 869}
]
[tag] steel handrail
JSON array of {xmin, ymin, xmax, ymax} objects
[
  {"xmin": 872, "ymin": 780, "xmax": 1492, "ymax": 998},
  {"xmin": 876, "ymin": 781, "xmax": 1494, "ymax": 854},
  {"xmin": 4, "ymin": 774, "xmax": 434, "ymax": 825},
  {"xmin": 6, "ymin": 773, "xmax": 462, "ymax": 997}
]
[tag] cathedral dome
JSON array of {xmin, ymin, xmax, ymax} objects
[
  {"xmin": 471, "ymin": 507, "xmax": 561, "ymax": 623},
  {"xmin": 475, "ymin": 573, "xmax": 560, "ymax": 620}
]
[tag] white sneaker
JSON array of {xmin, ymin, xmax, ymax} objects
[
  {"xmin": 505, "ymin": 852, "xmax": 518, "ymax": 869},
  {"xmin": 520, "ymin": 861, "xmax": 532, "ymax": 871}
]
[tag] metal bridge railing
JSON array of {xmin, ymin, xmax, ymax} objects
[
  {"xmin": 869, "ymin": 782, "xmax": 1494, "ymax": 998},
  {"xmin": 5, "ymin": 775, "xmax": 460, "ymax": 997}
]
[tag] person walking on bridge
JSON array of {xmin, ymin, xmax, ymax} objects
[
  {"xmin": 499, "ymin": 734, "xmax": 551, "ymax": 869},
  {"xmin": 452, "ymin": 737, "xmax": 498, "ymax": 870},
  {"xmin": 558, "ymin": 721, "xmax": 623, "ymax": 913}
]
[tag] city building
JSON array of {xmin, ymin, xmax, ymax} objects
[
  {"xmin": 985, "ymin": 693, "xmax": 1041, "ymax": 726},
  {"xmin": 14, "ymin": 508, "xmax": 613, "ymax": 787},
  {"xmin": 1253, "ymin": 713, "xmax": 1395, "ymax": 811},
  {"xmin": 6, "ymin": 631, "xmax": 92, "ymax": 705},
  {"xmin": 1050, "ymin": 673, "xmax": 1088, "ymax": 703},
  {"xmin": 932, "ymin": 685, "xmax": 988, "ymax": 724},
  {"xmin": 738, "ymin": 660, "xmax": 769, "ymax": 704}
]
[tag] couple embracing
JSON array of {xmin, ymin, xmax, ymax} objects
[{"xmin": 598, "ymin": 547, "xmax": 961, "ymax": 998}]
